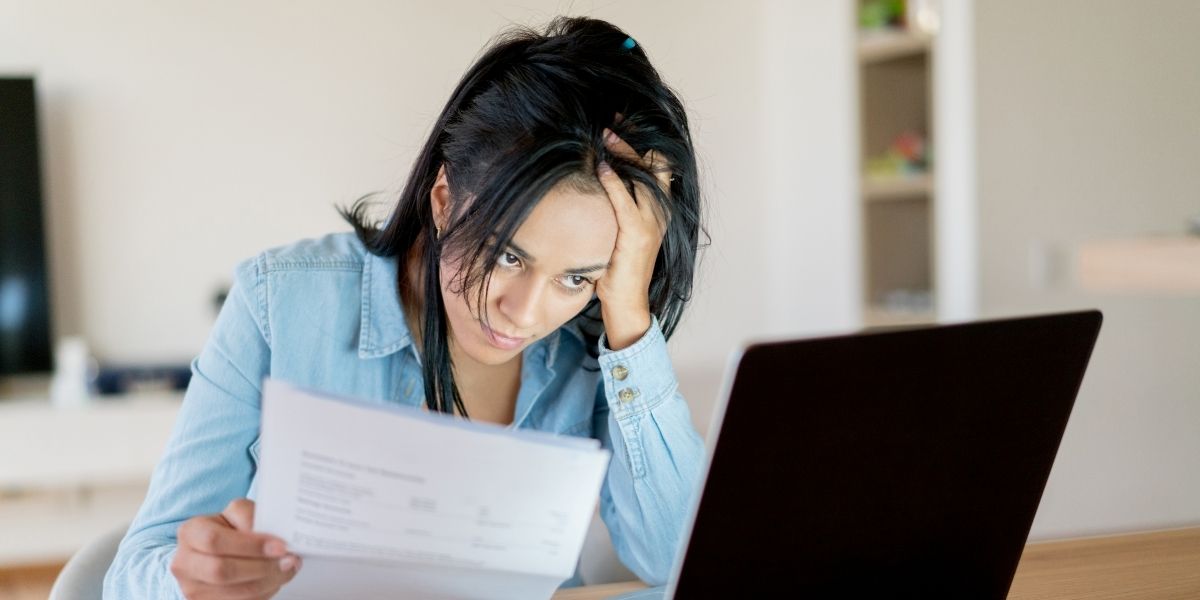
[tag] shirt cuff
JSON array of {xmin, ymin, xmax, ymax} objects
[{"xmin": 596, "ymin": 315, "xmax": 678, "ymax": 419}]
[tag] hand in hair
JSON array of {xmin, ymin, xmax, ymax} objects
[{"xmin": 594, "ymin": 127, "xmax": 672, "ymax": 351}]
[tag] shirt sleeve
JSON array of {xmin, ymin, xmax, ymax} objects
[
  {"xmin": 103, "ymin": 256, "xmax": 271, "ymax": 599},
  {"xmin": 592, "ymin": 315, "xmax": 706, "ymax": 586}
]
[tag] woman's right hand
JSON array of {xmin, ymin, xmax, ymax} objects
[{"xmin": 170, "ymin": 498, "xmax": 302, "ymax": 599}]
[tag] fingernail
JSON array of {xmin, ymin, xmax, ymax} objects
[
  {"xmin": 603, "ymin": 128, "xmax": 618, "ymax": 144},
  {"xmin": 597, "ymin": 160, "xmax": 612, "ymax": 176},
  {"xmin": 279, "ymin": 555, "xmax": 299, "ymax": 572},
  {"xmin": 264, "ymin": 539, "xmax": 287, "ymax": 558}
]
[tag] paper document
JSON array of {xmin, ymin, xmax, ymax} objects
[{"xmin": 254, "ymin": 379, "xmax": 612, "ymax": 599}]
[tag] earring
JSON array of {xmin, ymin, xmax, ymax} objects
[{"xmin": 435, "ymin": 226, "xmax": 442, "ymax": 240}]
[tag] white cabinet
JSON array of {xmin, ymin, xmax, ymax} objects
[{"xmin": 0, "ymin": 392, "xmax": 181, "ymax": 566}]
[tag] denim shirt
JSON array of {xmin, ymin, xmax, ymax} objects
[{"xmin": 102, "ymin": 232, "xmax": 705, "ymax": 598}]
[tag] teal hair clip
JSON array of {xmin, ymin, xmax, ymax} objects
[{"xmin": 622, "ymin": 37, "xmax": 636, "ymax": 51}]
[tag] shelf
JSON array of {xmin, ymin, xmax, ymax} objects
[
  {"xmin": 0, "ymin": 392, "xmax": 182, "ymax": 489},
  {"xmin": 863, "ymin": 172, "xmax": 932, "ymax": 202},
  {"xmin": 858, "ymin": 29, "xmax": 932, "ymax": 64},
  {"xmin": 1077, "ymin": 236, "xmax": 1200, "ymax": 293},
  {"xmin": 863, "ymin": 305, "xmax": 936, "ymax": 328}
]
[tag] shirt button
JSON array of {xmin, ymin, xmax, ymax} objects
[
  {"xmin": 612, "ymin": 365, "xmax": 629, "ymax": 381},
  {"xmin": 618, "ymin": 388, "xmax": 636, "ymax": 403}
]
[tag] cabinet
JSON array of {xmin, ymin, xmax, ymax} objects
[
  {"xmin": 0, "ymin": 392, "xmax": 181, "ymax": 566},
  {"xmin": 858, "ymin": 11, "xmax": 938, "ymax": 327}
]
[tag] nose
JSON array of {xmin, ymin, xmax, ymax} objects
[{"xmin": 496, "ymin": 275, "xmax": 544, "ymax": 334}]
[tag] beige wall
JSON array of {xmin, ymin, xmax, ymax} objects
[
  {"xmin": 8, "ymin": 0, "xmax": 1193, "ymax": 542},
  {"xmin": 976, "ymin": 0, "xmax": 1200, "ymax": 538},
  {"xmin": 0, "ymin": 1, "xmax": 860, "ymax": 432}
]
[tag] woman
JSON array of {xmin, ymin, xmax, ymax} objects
[{"xmin": 104, "ymin": 16, "xmax": 706, "ymax": 599}]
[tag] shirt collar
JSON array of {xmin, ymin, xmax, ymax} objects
[
  {"xmin": 545, "ymin": 316, "xmax": 586, "ymax": 369},
  {"xmin": 356, "ymin": 249, "xmax": 587, "ymax": 370}
]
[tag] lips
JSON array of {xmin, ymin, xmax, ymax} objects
[{"xmin": 481, "ymin": 323, "xmax": 527, "ymax": 350}]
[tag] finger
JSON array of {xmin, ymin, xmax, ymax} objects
[
  {"xmin": 603, "ymin": 128, "xmax": 675, "ymax": 179},
  {"xmin": 227, "ymin": 555, "xmax": 302, "ymax": 600},
  {"xmin": 638, "ymin": 149, "xmax": 672, "ymax": 230},
  {"xmin": 638, "ymin": 189, "xmax": 667, "ymax": 231},
  {"xmin": 632, "ymin": 182, "xmax": 670, "ymax": 236},
  {"xmin": 643, "ymin": 149, "xmax": 673, "ymax": 192},
  {"xmin": 600, "ymin": 128, "xmax": 671, "ymax": 232},
  {"xmin": 279, "ymin": 554, "xmax": 302, "ymax": 583},
  {"xmin": 222, "ymin": 498, "xmax": 256, "ymax": 531},
  {"xmin": 596, "ymin": 161, "xmax": 639, "ymax": 228},
  {"xmin": 604, "ymin": 129, "xmax": 673, "ymax": 217},
  {"xmin": 603, "ymin": 128, "xmax": 641, "ymax": 166},
  {"xmin": 185, "ymin": 552, "xmax": 283, "ymax": 586},
  {"xmin": 180, "ymin": 516, "xmax": 287, "ymax": 559},
  {"xmin": 220, "ymin": 499, "xmax": 289, "ymax": 557},
  {"xmin": 187, "ymin": 563, "xmax": 296, "ymax": 600}
]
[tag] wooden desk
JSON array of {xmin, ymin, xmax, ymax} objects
[
  {"xmin": 1008, "ymin": 527, "xmax": 1200, "ymax": 599},
  {"xmin": 551, "ymin": 527, "xmax": 1200, "ymax": 599},
  {"xmin": 553, "ymin": 581, "xmax": 646, "ymax": 600}
]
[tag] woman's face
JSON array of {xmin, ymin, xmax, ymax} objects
[{"xmin": 439, "ymin": 179, "xmax": 619, "ymax": 368}]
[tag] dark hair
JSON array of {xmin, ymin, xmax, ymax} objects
[{"xmin": 341, "ymin": 16, "xmax": 705, "ymax": 418}]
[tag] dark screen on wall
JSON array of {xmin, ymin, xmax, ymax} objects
[{"xmin": 0, "ymin": 77, "xmax": 52, "ymax": 375}]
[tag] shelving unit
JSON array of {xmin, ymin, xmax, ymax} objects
[{"xmin": 857, "ymin": 5, "xmax": 938, "ymax": 328}]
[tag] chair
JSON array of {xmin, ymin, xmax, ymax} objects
[
  {"xmin": 579, "ymin": 507, "xmax": 638, "ymax": 585},
  {"xmin": 48, "ymin": 522, "xmax": 128, "ymax": 600}
]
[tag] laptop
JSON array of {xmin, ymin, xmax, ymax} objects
[{"xmin": 619, "ymin": 309, "xmax": 1102, "ymax": 599}]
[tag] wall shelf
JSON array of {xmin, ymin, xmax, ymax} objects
[
  {"xmin": 863, "ymin": 305, "xmax": 936, "ymax": 328},
  {"xmin": 863, "ymin": 172, "xmax": 932, "ymax": 202},
  {"xmin": 1077, "ymin": 236, "xmax": 1200, "ymax": 293},
  {"xmin": 858, "ymin": 29, "xmax": 932, "ymax": 64}
]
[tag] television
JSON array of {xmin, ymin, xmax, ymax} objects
[{"xmin": 0, "ymin": 77, "xmax": 52, "ymax": 375}]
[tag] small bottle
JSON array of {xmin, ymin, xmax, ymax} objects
[
  {"xmin": 50, "ymin": 336, "xmax": 95, "ymax": 408},
  {"xmin": 908, "ymin": 0, "xmax": 941, "ymax": 34}
]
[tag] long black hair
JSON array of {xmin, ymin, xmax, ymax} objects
[{"xmin": 340, "ymin": 16, "xmax": 705, "ymax": 418}]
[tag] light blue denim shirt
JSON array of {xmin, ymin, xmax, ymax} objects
[{"xmin": 103, "ymin": 232, "xmax": 704, "ymax": 598}]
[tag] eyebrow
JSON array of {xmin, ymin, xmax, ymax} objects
[{"xmin": 506, "ymin": 241, "xmax": 610, "ymax": 275}]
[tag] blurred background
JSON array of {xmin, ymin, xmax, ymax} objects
[{"xmin": 1, "ymin": 0, "xmax": 1197, "ymax": 595}]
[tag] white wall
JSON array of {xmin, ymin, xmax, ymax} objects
[
  {"xmin": 975, "ymin": 1, "xmax": 1200, "ymax": 538},
  {"xmin": 760, "ymin": 1, "xmax": 861, "ymax": 337},
  {"xmin": 0, "ymin": 1, "xmax": 860, "ymax": 432},
  {"xmin": 3, "ymin": 0, "xmax": 1195, "ymax": 547}
]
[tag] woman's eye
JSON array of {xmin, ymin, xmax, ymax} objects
[
  {"xmin": 560, "ymin": 275, "xmax": 591, "ymax": 291},
  {"xmin": 497, "ymin": 252, "xmax": 521, "ymax": 268}
]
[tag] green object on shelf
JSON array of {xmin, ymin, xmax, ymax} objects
[
  {"xmin": 866, "ymin": 130, "xmax": 931, "ymax": 176},
  {"xmin": 860, "ymin": 0, "xmax": 907, "ymax": 29}
]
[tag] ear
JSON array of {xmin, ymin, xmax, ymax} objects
[{"xmin": 430, "ymin": 164, "xmax": 452, "ymax": 230}]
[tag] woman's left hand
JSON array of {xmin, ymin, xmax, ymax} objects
[{"xmin": 594, "ymin": 128, "xmax": 672, "ymax": 351}]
